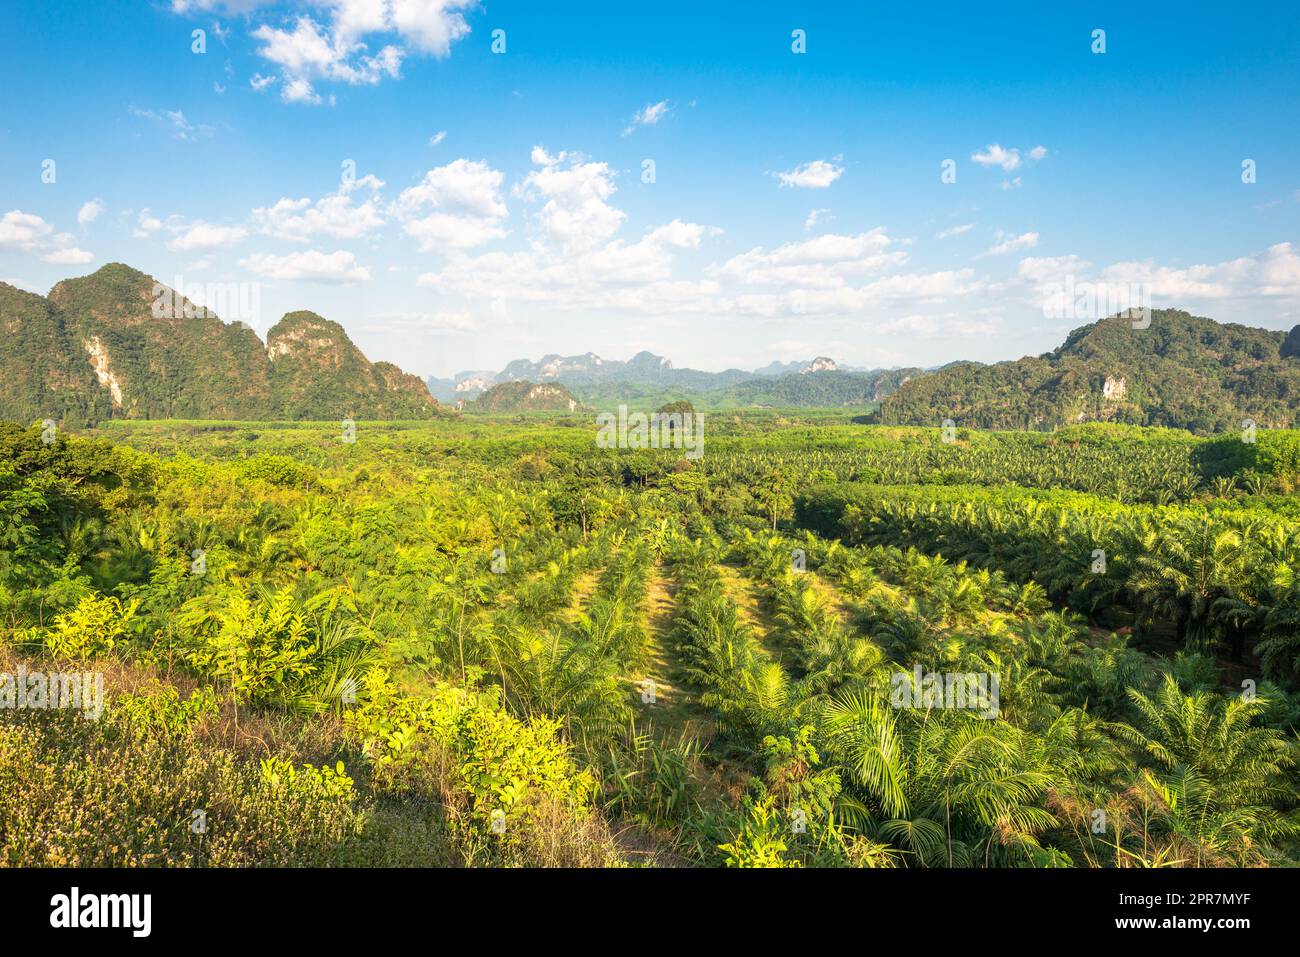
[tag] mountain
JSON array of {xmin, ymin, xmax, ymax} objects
[
  {"xmin": 0, "ymin": 263, "xmax": 438, "ymax": 424},
  {"xmin": 875, "ymin": 310, "xmax": 1300, "ymax": 433},
  {"xmin": 721, "ymin": 367, "xmax": 924, "ymax": 407},
  {"xmin": 427, "ymin": 350, "xmax": 920, "ymax": 407},
  {"xmin": 470, "ymin": 380, "xmax": 586, "ymax": 412},
  {"xmin": 265, "ymin": 311, "xmax": 436, "ymax": 419}
]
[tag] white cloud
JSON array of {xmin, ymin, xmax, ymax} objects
[
  {"xmin": 428, "ymin": 130, "xmax": 447, "ymax": 146},
  {"xmin": 77, "ymin": 199, "xmax": 105, "ymax": 226},
  {"xmin": 623, "ymin": 100, "xmax": 670, "ymax": 134},
  {"xmin": 712, "ymin": 229, "xmax": 907, "ymax": 288},
  {"xmin": 133, "ymin": 209, "xmax": 163, "ymax": 238},
  {"xmin": 388, "ymin": 0, "xmax": 475, "ymax": 55},
  {"xmin": 395, "ymin": 158, "xmax": 509, "ymax": 251},
  {"xmin": 804, "ymin": 208, "xmax": 831, "ymax": 231},
  {"xmin": 253, "ymin": 174, "xmax": 386, "ymax": 241},
  {"xmin": 1015, "ymin": 243, "xmax": 1300, "ymax": 307},
  {"xmin": 44, "ymin": 247, "xmax": 97, "ymax": 265},
  {"xmin": 240, "ymin": 249, "xmax": 371, "ymax": 283},
  {"xmin": 776, "ymin": 159, "xmax": 844, "ymax": 189},
  {"xmin": 250, "ymin": 72, "xmax": 278, "ymax": 91},
  {"xmin": 937, "ymin": 223, "xmax": 974, "ymax": 239},
  {"xmin": 1016, "ymin": 254, "xmax": 1091, "ymax": 285},
  {"xmin": 982, "ymin": 231, "xmax": 1039, "ymax": 257},
  {"xmin": 0, "ymin": 210, "xmax": 94, "ymax": 264},
  {"xmin": 517, "ymin": 147, "xmax": 624, "ymax": 251},
  {"xmin": 247, "ymin": 1, "xmax": 474, "ymax": 104},
  {"xmin": 168, "ymin": 221, "xmax": 249, "ymax": 251},
  {"xmin": 971, "ymin": 144, "xmax": 1021, "ymax": 172},
  {"xmin": 1028, "ymin": 145, "xmax": 1048, "ymax": 161}
]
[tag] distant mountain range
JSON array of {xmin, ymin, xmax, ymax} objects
[
  {"xmin": 429, "ymin": 352, "xmax": 922, "ymax": 409},
  {"xmin": 0, "ymin": 264, "xmax": 438, "ymax": 424},
  {"xmin": 6, "ymin": 268, "xmax": 1298, "ymax": 432}
]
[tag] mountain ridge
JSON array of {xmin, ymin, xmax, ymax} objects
[
  {"xmin": 427, "ymin": 350, "xmax": 919, "ymax": 407},
  {"xmin": 0, "ymin": 263, "xmax": 438, "ymax": 424},
  {"xmin": 874, "ymin": 309, "xmax": 1300, "ymax": 433}
]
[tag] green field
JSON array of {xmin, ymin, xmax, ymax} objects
[{"xmin": 2, "ymin": 414, "xmax": 1298, "ymax": 867}]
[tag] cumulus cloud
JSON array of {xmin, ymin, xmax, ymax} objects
[
  {"xmin": 1015, "ymin": 243, "xmax": 1300, "ymax": 311},
  {"xmin": 0, "ymin": 210, "xmax": 94, "ymax": 264},
  {"xmin": 77, "ymin": 199, "xmax": 105, "ymax": 226},
  {"xmin": 970, "ymin": 144, "xmax": 1021, "ymax": 172},
  {"xmin": 240, "ymin": 249, "xmax": 370, "ymax": 283},
  {"xmin": 711, "ymin": 229, "xmax": 906, "ymax": 288},
  {"xmin": 247, "ymin": 0, "xmax": 474, "ymax": 105},
  {"xmin": 133, "ymin": 209, "xmax": 163, "ymax": 238},
  {"xmin": 168, "ymin": 220, "xmax": 249, "ymax": 251},
  {"xmin": 395, "ymin": 158, "xmax": 509, "ymax": 252},
  {"xmin": 776, "ymin": 159, "xmax": 844, "ymax": 189},
  {"xmin": 253, "ymin": 173, "xmax": 386, "ymax": 242},
  {"xmin": 516, "ymin": 147, "xmax": 624, "ymax": 251}
]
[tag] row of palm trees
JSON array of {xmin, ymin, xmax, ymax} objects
[
  {"xmin": 799, "ymin": 483, "xmax": 1300, "ymax": 678},
  {"xmin": 662, "ymin": 526, "xmax": 1299, "ymax": 866}
]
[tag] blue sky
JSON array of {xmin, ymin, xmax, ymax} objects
[{"xmin": 2, "ymin": 1, "xmax": 1298, "ymax": 378}]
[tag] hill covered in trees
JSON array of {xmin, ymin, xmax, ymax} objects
[
  {"xmin": 0, "ymin": 264, "xmax": 438, "ymax": 424},
  {"xmin": 471, "ymin": 380, "xmax": 586, "ymax": 412},
  {"xmin": 875, "ymin": 310, "xmax": 1300, "ymax": 433}
]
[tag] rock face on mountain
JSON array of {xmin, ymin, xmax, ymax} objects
[
  {"xmin": 266, "ymin": 311, "xmax": 436, "ymax": 419},
  {"xmin": 471, "ymin": 380, "xmax": 585, "ymax": 412},
  {"xmin": 875, "ymin": 310, "xmax": 1300, "ymax": 433},
  {"xmin": 0, "ymin": 264, "xmax": 438, "ymax": 424}
]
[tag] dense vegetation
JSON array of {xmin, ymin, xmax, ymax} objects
[
  {"xmin": 2, "ymin": 413, "xmax": 1298, "ymax": 867},
  {"xmin": 877, "ymin": 311, "xmax": 1300, "ymax": 433},
  {"xmin": 0, "ymin": 264, "xmax": 438, "ymax": 424}
]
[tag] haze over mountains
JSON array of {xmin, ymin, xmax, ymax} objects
[
  {"xmin": 427, "ymin": 352, "xmax": 924, "ymax": 408},
  {"xmin": 3, "ymin": 266, "xmax": 1299, "ymax": 432}
]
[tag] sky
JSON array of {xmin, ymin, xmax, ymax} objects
[{"xmin": 1, "ymin": 1, "xmax": 1298, "ymax": 379}]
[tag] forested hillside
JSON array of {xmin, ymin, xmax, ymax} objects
[
  {"xmin": 876, "ymin": 311, "xmax": 1300, "ymax": 433},
  {"xmin": 0, "ymin": 264, "xmax": 439, "ymax": 423},
  {"xmin": 471, "ymin": 380, "xmax": 586, "ymax": 412}
]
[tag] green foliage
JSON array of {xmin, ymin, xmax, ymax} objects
[
  {"xmin": 2, "ymin": 414, "xmax": 1299, "ymax": 869},
  {"xmin": 26, "ymin": 593, "xmax": 139, "ymax": 660},
  {"xmin": 877, "ymin": 311, "xmax": 1300, "ymax": 433}
]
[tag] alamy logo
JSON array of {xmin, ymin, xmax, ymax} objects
[
  {"xmin": 595, "ymin": 405, "xmax": 705, "ymax": 460},
  {"xmin": 0, "ymin": 667, "xmax": 103, "ymax": 720},
  {"xmin": 1040, "ymin": 276, "xmax": 1151, "ymax": 328},
  {"xmin": 50, "ymin": 887, "xmax": 151, "ymax": 937},
  {"xmin": 890, "ymin": 665, "xmax": 999, "ymax": 719},
  {"xmin": 151, "ymin": 276, "xmax": 261, "ymax": 327}
]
